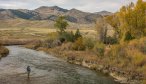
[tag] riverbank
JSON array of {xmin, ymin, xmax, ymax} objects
[
  {"xmin": 0, "ymin": 46, "xmax": 119, "ymax": 84},
  {"xmin": 0, "ymin": 39, "xmax": 41, "ymax": 45},
  {"xmin": 39, "ymin": 48, "xmax": 139, "ymax": 84},
  {"xmin": 24, "ymin": 42, "xmax": 142, "ymax": 84}
]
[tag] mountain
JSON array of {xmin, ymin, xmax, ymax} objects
[
  {"xmin": 95, "ymin": 11, "xmax": 113, "ymax": 16},
  {"xmin": 35, "ymin": 6, "xmax": 68, "ymax": 20},
  {"xmin": 35, "ymin": 6, "xmax": 68, "ymax": 14},
  {"xmin": 0, "ymin": 9, "xmax": 40, "ymax": 20},
  {"xmin": 0, "ymin": 6, "xmax": 111, "ymax": 24},
  {"xmin": 64, "ymin": 8, "xmax": 101, "ymax": 23}
]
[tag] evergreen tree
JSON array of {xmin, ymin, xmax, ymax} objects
[{"xmin": 74, "ymin": 29, "xmax": 82, "ymax": 40}]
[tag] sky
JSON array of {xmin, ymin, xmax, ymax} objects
[{"xmin": 0, "ymin": 0, "xmax": 140, "ymax": 13}]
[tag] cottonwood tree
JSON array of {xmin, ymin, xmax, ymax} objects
[
  {"xmin": 119, "ymin": 0, "xmax": 146, "ymax": 41},
  {"xmin": 96, "ymin": 18, "xmax": 107, "ymax": 43},
  {"xmin": 54, "ymin": 16, "xmax": 68, "ymax": 34},
  {"xmin": 106, "ymin": 0, "xmax": 146, "ymax": 42}
]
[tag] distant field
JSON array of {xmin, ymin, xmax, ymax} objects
[
  {"xmin": 0, "ymin": 19, "xmax": 96, "ymax": 29},
  {"xmin": 0, "ymin": 27, "xmax": 97, "ymax": 40},
  {"xmin": 0, "ymin": 19, "xmax": 97, "ymax": 41}
]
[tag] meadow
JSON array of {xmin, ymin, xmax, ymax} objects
[{"xmin": 0, "ymin": 27, "xmax": 96, "ymax": 39}]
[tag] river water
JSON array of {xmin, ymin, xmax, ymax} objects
[{"xmin": 0, "ymin": 46, "xmax": 119, "ymax": 84}]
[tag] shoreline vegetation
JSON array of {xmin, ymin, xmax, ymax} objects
[
  {"xmin": 23, "ymin": 37, "xmax": 146, "ymax": 84},
  {"xmin": 0, "ymin": 44, "xmax": 9, "ymax": 59}
]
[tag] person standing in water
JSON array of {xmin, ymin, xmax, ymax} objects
[{"xmin": 27, "ymin": 66, "xmax": 31, "ymax": 79}]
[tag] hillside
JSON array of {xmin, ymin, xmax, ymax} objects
[
  {"xmin": 95, "ymin": 11, "xmax": 113, "ymax": 16},
  {"xmin": 0, "ymin": 6, "xmax": 112, "ymax": 24}
]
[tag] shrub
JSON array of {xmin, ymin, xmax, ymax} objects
[
  {"xmin": 104, "ymin": 36, "xmax": 118, "ymax": 44},
  {"xmin": 139, "ymin": 37, "xmax": 146, "ymax": 54},
  {"xmin": 128, "ymin": 49, "xmax": 146, "ymax": 66},
  {"xmin": 60, "ymin": 42, "xmax": 73, "ymax": 50},
  {"xmin": 74, "ymin": 29, "xmax": 82, "ymax": 40},
  {"xmin": 93, "ymin": 42, "xmax": 105, "ymax": 57},
  {"xmin": 0, "ymin": 46, "xmax": 9, "ymax": 57},
  {"xmin": 43, "ymin": 32, "xmax": 64, "ymax": 48},
  {"xmin": 109, "ymin": 44, "xmax": 127, "ymax": 58},
  {"xmin": 83, "ymin": 37, "xmax": 96, "ymax": 50},
  {"xmin": 59, "ymin": 31, "xmax": 75, "ymax": 42},
  {"xmin": 25, "ymin": 40, "xmax": 42, "ymax": 49},
  {"xmin": 124, "ymin": 31, "xmax": 135, "ymax": 41},
  {"xmin": 128, "ymin": 37, "xmax": 146, "ymax": 54},
  {"xmin": 107, "ymin": 37, "xmax": 146, "ymax": 74},
  {"xmin": 57, "ymin": 29, "xmax": 82, "ymax": 43},
  {"xmin": 72, "ymin": 37, "xmax": 85, "ymax": 51}
]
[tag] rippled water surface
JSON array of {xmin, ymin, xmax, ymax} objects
[{"xmin": 0, "ymin": 46, "xmax": 119, "ymax": 84}]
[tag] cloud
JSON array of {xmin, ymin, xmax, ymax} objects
[
  {"xmin": 0, "ymin": 0, "xmax": 138, "ymax": 12},
  {"xmin": 75, "ymin": 0, "xmax": 137, "ymax": 12},
  {"xmin": 0, "ymin": 0, "xmax": 33, "ymax": 9}
]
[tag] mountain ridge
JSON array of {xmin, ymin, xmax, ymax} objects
[{"xmin": 0, "ymin": 6, "xmax": 113, "ymax": 24}]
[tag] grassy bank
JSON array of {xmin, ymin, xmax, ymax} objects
[{"xmin": 23, "ymin": 36, "xmax": 146, "ymax": 84}]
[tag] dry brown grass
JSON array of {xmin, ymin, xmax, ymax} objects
[
  {"xmin": 0, "ymin": 27, "xmax": 96, "ymax": 39},
  {"xmin": 34, "ymin": 42, "xmax": 98, "ymax": 62},
  {"xmin": 0, "ymin": 19, "xmax": 96, "ymax": 29},
  {"xmin": 0, "ymin": 26, "xmax": 97, "ymax": 46}
]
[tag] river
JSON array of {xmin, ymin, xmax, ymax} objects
[{"xmin": 0, "ymin": 46, "xmax": 120, "ymax": 84}]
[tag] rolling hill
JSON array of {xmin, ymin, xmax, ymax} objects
[{"xmin": 0, "ymin": 6, "xmax": 112, "ymax": 24}]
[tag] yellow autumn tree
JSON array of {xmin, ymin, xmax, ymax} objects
[{"xmin": 106, "ymin": 0, "xmax": 146, "ymax": 42}]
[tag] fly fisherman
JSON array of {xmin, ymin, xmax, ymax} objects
[{"xmin": 27, "ymin": 66, "xmax": 31, "ymax": 79}]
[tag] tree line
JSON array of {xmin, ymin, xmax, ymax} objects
[{"xmin": 96, "ymin": 0, "xmax": 146, "ymax": 44}]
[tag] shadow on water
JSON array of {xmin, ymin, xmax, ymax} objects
[{"xmin": 26, "ymin": 78, "xmax": 31, "ymax": 84}]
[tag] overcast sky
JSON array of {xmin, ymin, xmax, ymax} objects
[{"xmin": 0, "ymin": 0, "xmax": 140, "ymax": 13}]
